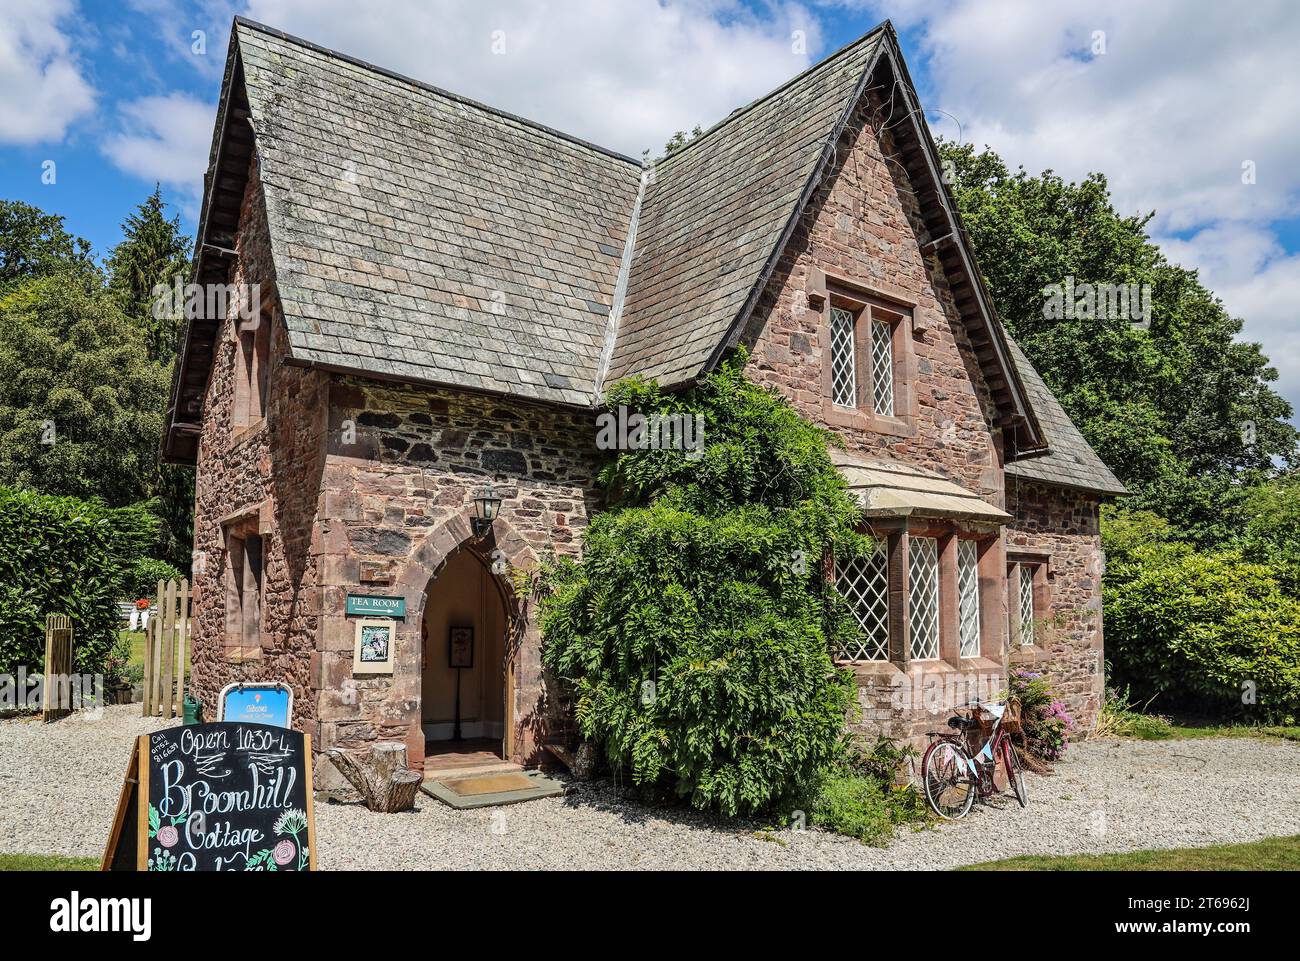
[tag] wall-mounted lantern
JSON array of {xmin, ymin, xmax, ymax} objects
[{"xmin": 471, "ymin": 484, "xmax": 502, "ymax": 538}]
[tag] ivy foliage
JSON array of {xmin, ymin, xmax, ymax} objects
[{"xmin": 539, "ymin": 353, "xmax": 872, "ymax": 816}]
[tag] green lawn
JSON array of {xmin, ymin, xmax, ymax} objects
[
  {"xmin": 958, "ymin": 835, "xmax": 1300, "ymax": 871},
  {"xmin": 0, "ymin": 853, "xmax": 98, "ymax": 872},
  {"xmin": 1169, "ymin": 723, "xmax": 1300, "ymax": 742},
  {"xmin": 119, "ymin": 629, "xmax": 190, "ymax": 679}
]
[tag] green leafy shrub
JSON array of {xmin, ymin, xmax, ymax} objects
[
  {"xmin": 810, "ymin": 773, "xmax": 928, "ymax": 845},
  {"xmin": 1104, "ymin": 541, "xmax": 1300, "ymax": 721},
  {"xmin": 122, "ymin": 557, "xmax": 182, "ymax": 600},
  {"xmin": 0, "ymin": 486, "xmax": 156, "ymax": 675},
  {"xmin": 808, "ymin": 737, "xmax": 929, "ymax": 845},
  {"xmin": 539, "ymin": 353, "xmax": 872, "ymax": 816}
]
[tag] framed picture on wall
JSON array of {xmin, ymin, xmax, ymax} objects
[
  {"xmin": 449, "ymin": 625, "xmax": 474, "ymax": 669},
  {"xmin": 353, "ymin": 619, "xmax": 396, "ymax": 675}
]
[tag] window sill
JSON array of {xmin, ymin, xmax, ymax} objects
[
  {"xmin": 223, "ymin": 645, "xmax": 264, "ymax": 664},
  {"xmin": 820, "ymin": 402, "xmax": 915, "ymax": 438}
]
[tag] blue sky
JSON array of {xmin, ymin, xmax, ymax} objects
[{"xmin": 2, "ymin": 0, "xmax": 1296, "ymax": 417}]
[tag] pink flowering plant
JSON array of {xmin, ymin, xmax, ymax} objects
[{"xmin": 1008, "ymin": 670, "xmax": 1075, "ymax": 767}]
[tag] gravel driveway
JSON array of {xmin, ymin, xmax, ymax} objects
[{"xmin": 3, "ymin": 705, "xmax": 1297, "ymax": 870}]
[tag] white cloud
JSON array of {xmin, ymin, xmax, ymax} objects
[
  {"xmin": 861, "ymin": 0, "xmax": 1300, "ymax": 417},
  {"xmin": 0, "ymin": 0, "xmax": 96, "ymax": 144},
  {"xmin": 243, "ymin": 0, "xmax": 821, "ymax": 156},
  {"xmin": 101, "ymin": 92, "xmax": 213, "ymax": 215}
]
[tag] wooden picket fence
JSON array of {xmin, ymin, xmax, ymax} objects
[
  {"xmin": 42, "ymin": 614, "xmax": 74, "ymax": 723},
  {"xmin": 142, "ymin": 578, "xmax": 192, "ymax": 720}
]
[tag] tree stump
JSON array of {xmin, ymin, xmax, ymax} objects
[{"xmin": 327, "ymin": 743, "xmax": 423, "ymax": 813}]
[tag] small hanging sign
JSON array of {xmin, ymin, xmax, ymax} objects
[{"xmin": 346, "ymin": 594, "xmax": 406, "ymax": 618}]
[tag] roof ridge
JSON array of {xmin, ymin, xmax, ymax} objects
[
  {"xmin": 232, "ymin": 16, "xmax": 642, "ymax": 167},
  {"xmin": 654, "ymin": 21, "xmax": 889, "ymax": 171}
]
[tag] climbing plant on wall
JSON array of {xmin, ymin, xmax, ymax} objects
[{"xmin": 539, "ymin": 351, "xmax": 873, "ymax": 816}]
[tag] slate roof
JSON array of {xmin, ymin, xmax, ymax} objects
[
  {"xmin": 606, "ymin": 30, "xmax": 883, "ymax": 385},
  {"xmin": 1004, "ymin": 339, "xmax": 1127, "ymax": 496},
  {"xmin": 168, "ymin": 17, "xmax": 1124, "ymax": 497},
  {"xmin": 236, "ymin": 21, "xmax": 642, "ymax": 406}
]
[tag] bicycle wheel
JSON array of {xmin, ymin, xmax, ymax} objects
[
  {"xmin": 922, "ymin": 740, "xmax": 976, "ymax": 820},
  {"xmin": 1000, "ymin": 736, "xmax": 1027, "ymax": 808}
]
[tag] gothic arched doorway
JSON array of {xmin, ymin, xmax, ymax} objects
[{"xmin": 421, "ymin": 547, "xmax": 512, "ymax": 763}]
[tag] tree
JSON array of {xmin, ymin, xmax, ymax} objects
[
  {"xmin": 938, "ymin": 141, "xmax": 1298, "ymax": 543},
  {"xmin": 105, "ymin": 185, "xmax": 193, "ymax": 363},
  {"xmin": 103, "ymin": 188, "xmax": 196, "ymax": 570},
  {"xmin": 0, "ymin": 200, "xmax": 94, "ymax": 290},
  {"xmin": 539, "ymin": 353, "xmax": 870, "ymax": 816},
  {"xmin": 0, "ymin": 272, "xmax": 169, "ymax": 507}
]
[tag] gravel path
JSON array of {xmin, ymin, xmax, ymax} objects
[{"xmin": 4, "ymin": 705, "xmax": 1298, "ymax": 869}]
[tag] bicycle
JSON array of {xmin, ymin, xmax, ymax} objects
[{"xmin": 921, "ymin": 697, "xmax": 1027, "ymax": 820}]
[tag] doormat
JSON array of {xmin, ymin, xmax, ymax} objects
[{"xmin": 422, "ymin": 771, "xmax": 565, "ymax": 809}]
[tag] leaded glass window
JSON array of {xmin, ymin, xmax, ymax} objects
[
  {"xmin": 830, "ymin": 306, "xmax": 857, "ymax": 407},
  {"xmin": 958, "ymin": 540, "xmax": 981, "ymax": 657},
  {"xmin": 836, "ymin": 543, "xmax": 890, "ymax": 661},
  {"xmin": 908, "ymin": 536, "xmax": 939, "ymax": 659}
]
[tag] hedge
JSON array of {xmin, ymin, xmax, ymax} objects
[
  {"xmin": 0, "ymin": 486, "xmax": 157, "ymax": 675},
  {"xmin": 1104, "ymin": 543, "xmax": 1300, "ymax": 721}
]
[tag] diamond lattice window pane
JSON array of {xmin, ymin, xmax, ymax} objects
[
  {"xmin": 1019, "ymin": 564, "xmax": 1036, "ymax": 646},
  {"xmin": 871, "ymin": 318, "xmax": 894, "ymax": 415},
  {"xmin": 958, "ymin": 540, "xmax": 981, "ymax": 657},
  {"xmin": 830, "ymin": 306, "xmax": 857, "ymax": 407},
  {"xmin": 835, "ymin": 543, "xmax": 890, "ymax": 661},
  {"xmin": 908, "ymin": 536, "xmax": 939, "ymax": 659}
]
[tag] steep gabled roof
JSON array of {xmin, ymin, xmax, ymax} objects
[
  {"xmin": 606, "ymin": 29, "xmax": 884, "ymax": 386},
  {"xmin": 165, "ymin": 17, "xmax": 1130, "ymax": 497},
  {"xmin": 1004, "ymin": 339, "xmax": 1127, "ymax": 495}
]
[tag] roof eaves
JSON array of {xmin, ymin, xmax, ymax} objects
[{"xmin": 874, "ymin": 33, "xmax": 1045, "ymax": 451}]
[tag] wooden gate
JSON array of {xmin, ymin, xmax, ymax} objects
[
  {"xmin": 42, "ymin": 614, "xmax": 74, "ymax": 722},
  {"xmin": 142, "ymin": 578, "xmax": 192, "ymax": 720}
]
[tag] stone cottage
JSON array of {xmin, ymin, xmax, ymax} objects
[{"xmin": 164, "ymin": 18, "xmax": 1125, "ymax": 774}]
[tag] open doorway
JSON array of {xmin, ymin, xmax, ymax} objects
[{"xmin": 421, "ymin": 548, "xmax": 510, "ymax": 771}]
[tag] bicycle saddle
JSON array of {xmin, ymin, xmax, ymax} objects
[{"xmin": 947, "ymin": 715, "xmax": 977, "ymax": 730}]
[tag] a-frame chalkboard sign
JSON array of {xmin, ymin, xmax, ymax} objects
[{"xmin": 102, "ymin": 722, "xmax": 317, "ymax": 871}]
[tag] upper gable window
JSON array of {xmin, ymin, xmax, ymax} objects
[
  {"xmin": 830, "ymin": 306, "xmax": 858, "ymax": 407},
  {"xmin": 826, "ymin": 295, "xmax": 907, "ymax": 418}
]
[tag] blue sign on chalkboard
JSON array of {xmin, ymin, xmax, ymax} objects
[{"xmin": 217, "ymin": 682, "xmax": 293, "ymax": 729}]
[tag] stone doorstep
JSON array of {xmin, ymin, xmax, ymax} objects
[
  {"xmin": 421, "ymin": 771, "xmax": 565, "ymax": 809},
  {"xmin": 423, "ymin": 759, "xmax": 523, "ymax": 780}
]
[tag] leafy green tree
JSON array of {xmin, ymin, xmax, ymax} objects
[
  {"xmin": 105, "ymin": 185, "xmax": 193, "ymax": 363},
  {"xmin": 540, "ymin": 353, "xmax": 871, "ymax": 816},
  {"xmin": 1241, "ymin": 472, "xmax": 1300, "ymax": 594},
  {"xmin": 0, "ymin": 200, "xmax": 94, "ymax": 290},
  {"xmin": 0, "ymin": 273, "xmax": 168, "ymax": 507},
  {"xmin": 939, "ymin": 141, "xmax": 1298, "ymax": 543}
]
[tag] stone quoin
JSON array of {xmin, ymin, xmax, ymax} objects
[{"xmin": 163, "ymin": 18, "xmax": 1126, "ymax": 783}]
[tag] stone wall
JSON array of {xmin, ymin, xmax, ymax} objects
[
  {"xmin": 737, "ymin": 92, "xmax": 1015, "ymax": 745},
  {"xmin": 739, "ymin": 92, "xmax": 1005, "ymax": 506},
  {"xmin": 189, "ymin": 153, "xmax": 329, "ymax": 729},
  {"xmin": 1006, "ymin": 480, "xmax": 1106, "ymax": 732},
  {"xmin": 313, "ymin": 376, "xmax": 602, "ymax": 766}
]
